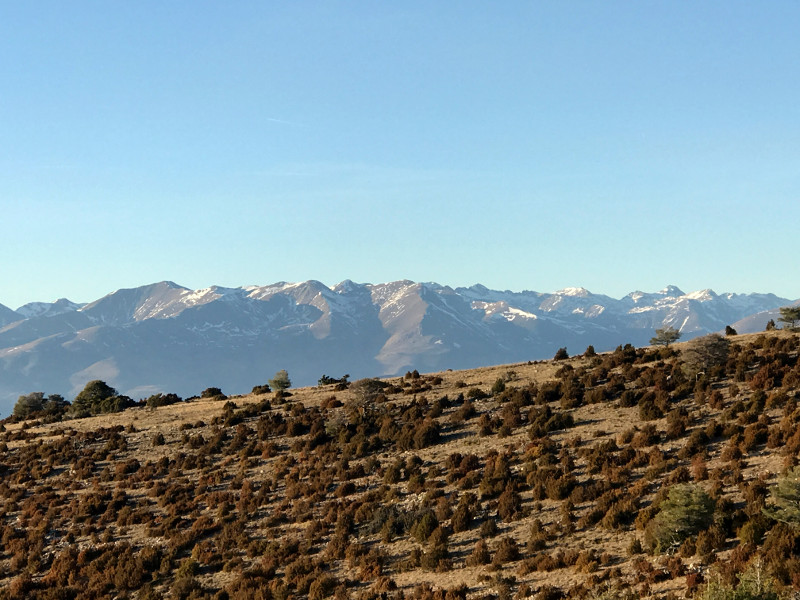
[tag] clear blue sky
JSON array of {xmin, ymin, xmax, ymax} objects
[{"xmin": 2, "ymin": 2, "xmax": 798, "ymax": 309}]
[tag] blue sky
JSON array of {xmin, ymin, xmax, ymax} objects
[{"xmin": 2, "ymin": 2, "xmax": 798, "ymax": 309}]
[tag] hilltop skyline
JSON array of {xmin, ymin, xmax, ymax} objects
[{"xmin": 2, "ymin": 279, "xmax": 797, "ymax": 313}]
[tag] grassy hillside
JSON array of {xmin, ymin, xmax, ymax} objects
[{"xmin": 1, "ymin": 331, "xmax": 800, "ymax": 599}]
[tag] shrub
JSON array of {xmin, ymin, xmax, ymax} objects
[
  {"xmin": 350, "ymin": 378, "xmax": 388, "ymax": 403},
  {"xmin": 72, "ymin": 380, "xmax": 134, "ymax": 415},
  {"xmin": 145, "ymin": 393, "xmax": 182, "ymax": 408},
  {"xmin": 628, "ymin": 538, "xmax": 643, "ymax": 556},
  {"xmin": 176, "ymin": 558, "xmax": 199, "ymax": 578},
  {"xmin": 763, "ymin": 466, "xmax": 800, "ymax": 526},
  {"xmin": 466, "ymin": 540, "xmax": 491, "ymax": 566},
  {"xmin": 696, "ymin": 558, "xmax": 779, "ymax": 600},
  {"xmin": 269, "ymin": 369, "xmax": 292, "ymax": 391},
  {"xmin": 497, "ymin": 484, "xmax": 523, "ymax": 521},
  {"xmin": 13, "ymin": 392, "xmax": 46, "ymax": 419},
  {"xmin": 638, "ymin": 393, "xmax": 665, "ymax": 421},
  {"xmin": 421, "ymin": 527, "xmax": 449, "ymax": 571},
  {"xmin": 644, "ymin": 484, "xmax": 714, "ymax": 554},
  {"xmin": 480, "ymin": 518, "xmax": 499, "ymax": 538},
  {"xmin": 681, "ymin": 334, "xmax": 731, "ymax": 377},
  {"xmin": 467, "ymin": 387, "xmax": 489, "ymax": 400},
  {"xmin": 308, "ymin": 573, "xmax": 339, "ymax": 600},
  {"xmin": 411, "ymin": 511, "xmax": 439, "ymax": 544},
  {"xmin": 413, "ymin": 419, "xmax": 441, "ymax": 449},
  {"xmin": 171, "ymin": 576, "xmax": 204, "ymax": 600},
  {"xmin": 491, "ymin": 378, "xmax": 506, "ymax": 395},
  {"xmin": 554, "ymin": 347, "xmax": 569, "ymax": 361},
  {"xmin": 451, "ymin": 500, "xmax": 473, "ymax": 533},
  {"xmin": 492, "ymin": 536, "xmax": 520, "ymax": 566}
]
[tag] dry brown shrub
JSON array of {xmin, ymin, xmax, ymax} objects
[
  {"xmin": 452, "ymin": 539, "xmax": 481, "ymax": 568},
  {"xmin": 492, "ymin": 536, "xmax": 520, "ymax": 567}
]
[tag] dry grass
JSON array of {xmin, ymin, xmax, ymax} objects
[{"xmin": 0, "ymin": 331, "xmax": 799, "ymax": 599}]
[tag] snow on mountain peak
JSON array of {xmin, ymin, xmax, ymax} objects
[
  {"xmin": 333, "ymin": 279, "xmax": 361, "ymax": 294},
  {"xmin": 658, "ymin": 285, "xmax": 685, "ymax": 296},
  {"xmin": 0, "ymin": 278, "xmax": 793, "ymax": 412},
  {"xmin": 556, "ymin": 287, "xmax": 590, "ymax": 297},
  {"xmin": 685, "ymin": 289, "xmax": 718, "ymax": 301},
  {"xmin": 16, "ymin": 298, "xmax": 82, "ymax": 319}
]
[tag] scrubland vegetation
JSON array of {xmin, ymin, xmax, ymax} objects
[{"xmin": 2, "ymin": 330, "xmax": 800, "ymax": 599}]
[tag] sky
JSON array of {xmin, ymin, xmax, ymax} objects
[{"xmin": 1, "ymin": 2, "xmax": 799, "ymax": 310}]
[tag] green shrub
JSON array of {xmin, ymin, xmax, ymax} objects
[
  {"xmin": 697, "ymin": 558, "xmax": 779, "ymax": 600},
  {"xmin": 644, "ymin": 484, "xmax": 714, "ymax": 554},
  {"xmin": 411, "ymin": 511, "xmax": 439, "ymax": 544},
  {"xmin": 491, "ymin": 378, "xmax": 506, "ymax": 395},
  {"xmin": 146, "ymin": 393, "xmax": 182, "ymax": 409},
  {"xmin": 763, "ymin": 466, "xmax": 800, "ymax": 526},
  {"xmin": 467, "ymin": 387, "xmax": 489, "ymax": 400},
  {"xmin": 13, "ymin": 392, "xmax": 45, "ymax": 419}
]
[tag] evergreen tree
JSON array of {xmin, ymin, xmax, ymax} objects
[
  {"xmin": 681, "ymin": 334, "xmax": 731, "ymax": 376},
  {"xmin": 72, "ymin": 380, "xmax": 132, "ymax": 415},
  {"xmin": 73, "ymin": 380, "xmax": 117, "ymax": 412},
  {"xmin": 645, "ymin": 483, "xmax": 714, "ymax": 553},
  {"xmin": 650, "ymin": 326, "xmax": 681, "ymax": 348},
  {"xmin": 778, "ymin": 306, "xmax": 800, "ymax": 329},
  {"xmin": 763, "ymin": 466, "xmax": 800, "ymax": 526},
  {"xmin": 13, "ymin": 392, "xmax": 45, "ymax": 419},
  {"xmin": 269, "ymin": 369, "xmax": 292, "ymax": 391},
  {"xmin": 698, "ymin": 559, "xmax": 779, "ymax": 600}
]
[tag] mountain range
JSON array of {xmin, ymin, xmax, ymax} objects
[{"xmin": 0, "ymin": 280, "xmax": 793, "ymax": 415}]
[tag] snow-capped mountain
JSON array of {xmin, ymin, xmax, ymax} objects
[
  {"xmin": 0, "ymin": 280, "xmax": 793, "ymax": 414},
  {"xmin": 15, "ymin": 298, "xmax": 84, "ymax": 320}
]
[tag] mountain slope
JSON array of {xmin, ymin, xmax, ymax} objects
[
  {"xmin": 0, "ymin": 303, "xmax": 20, "ymax": 327},
  {"xmin": 2, "ymin": 330, "xmax": 799, "ymax": 599}
]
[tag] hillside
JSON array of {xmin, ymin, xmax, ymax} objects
[
  {"xmin": 0, "ymin": 280, "xmax": 791, "ymax": 414},
  {"xmin": 1, "ymin": 330, "xmax": 800, "ymax": 599}
]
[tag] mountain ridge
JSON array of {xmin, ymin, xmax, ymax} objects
[{"xmin": 0, "ymin": 280, "xmax": 793, "ymax": 414}]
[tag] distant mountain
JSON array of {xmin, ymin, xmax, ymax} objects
[
  {"xmin": 0, "ymin": 303, "xmax": 20, "ymax": 327},
  {"xmin": 729, "ymin": 298, "xmax": 800, "ymax": 334},
  {"xmin": 0, "ymin": 280, "xmax": 793, "ymax": 414},
  {"xmin": 15, "ymin": 298, "xmax": 84, "ymax": 319}
]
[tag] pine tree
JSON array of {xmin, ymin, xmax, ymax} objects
[
  {"xmin": 13, "ymin": 392, "xmax": 45, "ymax": 419},
  {"xmin": 650, "ymin": 327, "xmax": 681, "ymax": 348},
  {"xmin": 269, "ymin": 369, "xmax": 292, "ymax": 391},
  {"xmin": 645, "ymin": 484, "xmax": 714, "ymax": 553},
  {"xmin": 681, "ymin": 334, "xmax": 731, "ymax": 376},
  {"xmin": 778, "ymin": 306, "xmax": 800, "ymax": 329},
  {"xmin": 763, "ymin": 466, "xmax": 800, "ymax": 526}
]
